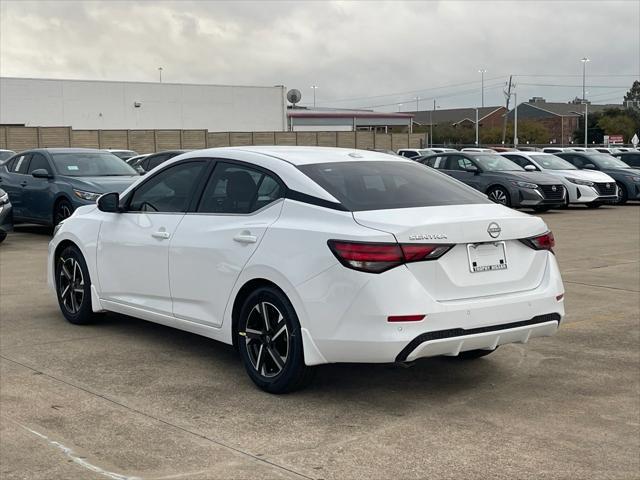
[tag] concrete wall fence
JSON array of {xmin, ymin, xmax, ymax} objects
[{"xmin": 0, "ymin": 126, "xmax": 426, "ymax": 153}]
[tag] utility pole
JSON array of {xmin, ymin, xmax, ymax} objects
[
  {"xmin": 430, "ymin": 99, "xmax": 436, "ymax": 148},
  {"xmin": 581, "ymin": 57, "xmax": 590, "ymax": 146},
  {"xmin": 311, "ymin": 85, "xmax": 318, "ymax": 108},
  {"xmin": 513, "ymin": 91, "xmax": 518, "ymax": 147},
  {"xmin": 478, "ymin": 69, "xmax": 487, "ymax": 108},
  {"xmin": 501, "ymin": 75, "xmax": 513, "ymax": 145},
  {"xmin": 415, "ymin": 96, "xmax": 420, "ymax": 112},
  {"xmin": 475, "ymin": 108, "xmax": 479, "ymax": 145}
]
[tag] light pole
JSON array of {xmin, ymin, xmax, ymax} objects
[
  {"xmin": 398, "ymin": 103, "xmax": 403, "ymax": 112},
  {"xmin": 415, "ymin": 96, "xmax": 420, "ymax": 112},
  {"xmin": 475, "ymin": 108, "xmax": 479, "ymax": 145},
  {"xmin": 158, "ymin": 67, "xmax": 163, "ymax": 83},
  {"xmin": 478, "ymin": 68, "xmax": 487, "ymax": 108},
  {"xmin": 311, "ymin": 85, "xmax": 318, "ymax": 108},
  {"xmin": 513, "ymin": 91, "xmax": 518, "ymax": 146},
  {"xmin": 581, "ymin": 57, "xmax": 590, "ymax": 146},
  {"xmin": 430, "ymin": 99, "xmax": 438, "ymax": 147}
]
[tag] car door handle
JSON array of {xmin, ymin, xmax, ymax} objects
[
  {"xmin": 233, "ymin": 233, "xmax": 258, "ymax": 244},
  {"xmin": 20, "ymin": 181, "xmax": 27, "ymax": 187},
  {"xmin": 151, "ymin": 231, "xmax": 171, "ymax": 240}
]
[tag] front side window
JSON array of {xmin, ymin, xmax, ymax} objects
[
  {"xmin": 197, "ymin": 162, "xmax": 283, "ymax": 214},
  {"xmin": 51, "ymin": 152, "xmax": 138, "ymax": 177},
  {"xmin": 128, "ymin": 161, "xmax": 206, "ymax": 213},
  {"xmin": 28, "ymin": 153, "xmax": 52, "ymax": 174},
  {"xmin": 447, "ymin": 156, "xmax": 474, "ymax": 171},
  {"xmin": 299, "ymin": 161, "xmax": 489, "ymax": 211}
]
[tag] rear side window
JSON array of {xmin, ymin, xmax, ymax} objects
[
  {"xmin": 11, "ymin": 154, "xmax": 30, "ymax": 174},
  {"xmin": 299, "ymin": 161, "xmax": 489, "ymax": 211},
  {"xmin": 197, "ymin": 162, "xmax": 283, "ymax": 214}
]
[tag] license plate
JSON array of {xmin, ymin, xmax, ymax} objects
[{"xmin": 467, "ymin": 242, "xmax": 507, "ymax": 273}]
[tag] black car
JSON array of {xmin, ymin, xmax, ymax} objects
[
  {"xmin": 133, "ymin": 150, "xmax": 190, "ymax": 174},
  {"xmin": 611, "ymin": 151, "xmax": 640, "ymax": 169},
  {"xmin": 556, "ymin": 152, "xmax": 640, "ymax": 204},
  {"xmin": 417, "ymin": 152, "xmax": 566, "ymax": 211},
  {"xmin": 0, "ymin": 188, "xmax": 12, "ymax": 243}
]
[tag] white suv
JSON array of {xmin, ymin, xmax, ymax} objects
[
  {"xmin": 49, "ymin": 147, "xmax": 565, "ymax": 393},
  {"xmin": 500, "ymin": 152, "xmax": 618, "ymax": 207}
]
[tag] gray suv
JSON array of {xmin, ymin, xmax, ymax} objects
[
  {"xmin": 418, "ymin": 152, "xmax": 566, "ymax": 211},
  {"xmin": 0, "ymin": 148, "xmax": 139, "ymax": 226}
]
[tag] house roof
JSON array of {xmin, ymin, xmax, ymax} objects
[
  {"xmin": 287, "ymin": 107, "xmax": 413, "ymax": 119},
  {"xmin": 408, "ymin": 106, "xmax": 505, "ymax": 125},
  {"xmin": 514, "ymin": 101, "xmax": 623, "ymax": 118}
]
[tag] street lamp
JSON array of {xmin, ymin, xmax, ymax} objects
[
  {"xmin": 580, "ymin": 57, "xmax": 590, "ymax": 147},
  {"xmin": 311, "ymin": 85, "xmax": 318, "ymax": 108},
  {"xmin": 430, "ymin": 100, "xmax": 439, "ymax": 148},
  {"xmin": 478, "ymin": 68, "xmax": 487, "ymax": 108},
  {"xmin": 158, "ymin": 67, "xmax": 163, "ymax": 83}
]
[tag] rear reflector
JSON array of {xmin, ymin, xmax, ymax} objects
[
  {"xmin": 328, "ymin": 240, "xmax": 453, "ymax": 273},
  {"xmin": 388, "ymin": 315, "xmax": 426, "ymax": 322},
  {"xmin": 520, "ymin": 231, "xmax": 555, "ymax": 253}
]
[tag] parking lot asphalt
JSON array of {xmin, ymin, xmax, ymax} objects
[{"xmin": 1, "ymin": 205, "xmax": 638, "ymax": 480}]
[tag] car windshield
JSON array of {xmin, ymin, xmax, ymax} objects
[
  {"xmin": 51, "ymin": 152, "xmax": 139, "ymax": 177},
  {"xmin": 586, "ymin": 154, "xmax": 632, "ymax": 169},
  {"xmin": 299, "ymin": 161, "xmax": 489, "ymax": 211},
  {"xmin": 470, "ymin": 154, "xmax": 524, "ymax": 171},
  {"xmin": 530, "ymin": 154, "xmax": 577, "ymax": 170}
]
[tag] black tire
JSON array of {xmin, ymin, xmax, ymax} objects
[
  {"xmin": 53, "ymin": 198, "xmax": 74, "ymax": 226},
  {"xmin": 533, "ymin": 205, "xmax": 552, "ymax": 213},
  {"xmin": 237, "ymin": 286, "xmax": 315, "ymax": 393},
  {"xmin": 487, "ymin": 186, "xmax": 511, "ymax": 207},
  {"xmin": 54, "ymin": 245, "xmax": 96, "ymax": 325},
  {"xmin": 616, "ymin": 182, "xmax": 628, "ymax": 205},
  {"xmin": 561, "ymin": 195, "xmax": 570, "ymax": 209},
  {"xmin": 585, "ymin": 202, "xmax": 602, "ymax": 209},
  {"xmin": 457, "ymin": 348, "xmax": 498, "ymax": 359},
  {"xmin": 0, "ymin": 232, "xmax": 6, "ymax": 243}
]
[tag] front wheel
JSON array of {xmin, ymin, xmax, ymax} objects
[
  {"xmin": 616, "ymin": 182, "xmax": 628, "ymax": 205},
  {"xmin": 55, "ymin": 245, "xmax": 96, "ymax": 325},
  {"xmin": 54, "ymin": 199, "xmax": 74, "ymax": 226},
  {"xmin": 487, "ymin": 186, "xmax": 511, "ymax": 207},
  {"xmin": 533, "ymin": 205, "xmax": 552, "ymax": 213},
  {"xmin": 585, "ymin": 202, "xmax": 602, "ymax": 209},
  {"xmin": 237, "ymin": 286, "xmax": 314, "ymax": 393}
]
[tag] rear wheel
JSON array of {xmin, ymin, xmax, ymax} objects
[
  {"xmin": 457, "ymin": 348, "xmax": 498, "ymax": 359},
  {"xmin": 616, "ymin": 182, "xmax": 628, "ymax": 205},
  {"xmin": 237, "ymin": 286, "xmax": 314, "ymax": 393},
  {"xmin": 55, "ymin": 245, "xmax": 96, "ymax": 325},
  {"xmin": 487, "ymin": 186, "xmax": 511, "ymax": 207},
  {"xmin": 53, "ymin": 198, "xmax": 74, "ymax": 226},
  {"xmin": 0, "ymin": 231, "xmax": 6, "ymax": 243}
]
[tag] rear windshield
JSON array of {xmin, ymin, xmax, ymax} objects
[
  {"xmin": 298, "ymin": 161, "xmax": 489, "ymax": 211},
  {"xmin": 52, "ymin": 152, "xmax": 138, "ymax": 177}
]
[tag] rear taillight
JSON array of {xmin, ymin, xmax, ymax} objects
[
  {"xmin": 520, "ymin": 231, "xmax": 555, "ymax": 253},
  {"xmin": 328, "ymin": 240, "xmax": 453, "ymax": 273}
]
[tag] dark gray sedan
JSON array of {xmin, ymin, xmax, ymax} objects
[
  {"xmin": 418, "ymin": 152, "xmax": 566, "ymax": 211},
  {"xmin": 0, "ymin": 148, "xmax": 139, "ymax": 226}
]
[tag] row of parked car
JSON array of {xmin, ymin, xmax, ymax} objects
[
  {"xmin": 0, "ymin": 144, "xmax": 638, "ymax": 243},
  {"xmin": 394, "ymin": 147, "xmax": 640, "ymax": 209}
]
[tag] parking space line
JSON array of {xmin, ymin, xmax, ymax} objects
[
  {"xmin": 564, "ymin": 280, "xmax": 639, "ymax": 293},
  {"xmin": 1, "ymin": 355, "xmax": 314, "ymax": 480}
]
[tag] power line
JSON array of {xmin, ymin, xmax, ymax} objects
[{"xmin": 518, "ymin": 82, "xmax": 629, "ymax": 88}]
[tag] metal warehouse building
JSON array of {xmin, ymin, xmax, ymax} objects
[{"xmin": 0, "ymin": 77, "xmax": 288, "ymax": 132}]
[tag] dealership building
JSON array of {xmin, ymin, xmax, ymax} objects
[{"xmin": 0, "ymin": 77, "xmax": 288, "ymax": 132}]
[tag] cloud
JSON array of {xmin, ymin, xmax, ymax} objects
[{"xmin": 1, "ymin": 0, "xmax": 638, "ymax": 111}]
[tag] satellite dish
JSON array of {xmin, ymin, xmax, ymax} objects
[{"xmin": 287, "ymin": 89, "xmax": 302, "ymax": 107}]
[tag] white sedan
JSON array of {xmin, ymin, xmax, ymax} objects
[
  {"xmin": 499, "ymin": 152, "xmax": 618, "ymax": 207},
  {"xmin": 48, "ymin": 147, "xmax": 565, "ymax": 393}
]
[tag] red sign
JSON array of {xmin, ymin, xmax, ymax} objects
[{"xmin": 608, "ymin": 135, "xmax": 624, "ymax": 144}]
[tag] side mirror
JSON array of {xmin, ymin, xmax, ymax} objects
[
  {"xmin": 97, "ymin": 192, "xmax": 120, "ymax": 213},
  {"xmin": 583, "ymin": 164, "xmax": 596, "ymax": 170},
  {"xmin": 31, "ymin": 169, "xmax": 53, "ymax": 179},
  {"xmin": 524, "ymin": 164, "xmax": 537, "ymax": 171},
  {"xmin": 465, "ymin": 165, "xmax": 479, "ymax": 174}
]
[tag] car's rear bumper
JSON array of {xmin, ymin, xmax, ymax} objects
[
  {"xmin": 396, "ymin": 314, "xmax": 560, "ymax": 362},
  {"xmin": 296, "ymin": 252, "xmax": 565, "ymax": 365}
]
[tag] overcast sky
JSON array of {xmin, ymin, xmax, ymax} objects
[{"xmin": 1, "ymin": 0, "xmax": 638, "ymax": 111}]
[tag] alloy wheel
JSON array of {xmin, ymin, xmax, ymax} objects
[
  {"xmin": 55, "ymin": 202, "xmax": 73, "ymax": 225},
  {"xmin": 58, "ymin": 257, "xmax": 84, "ymax": 314},
  {"xmin": 488, "ymin": 189, "xmax": 508, "ymax": 205},
  {"xmin": 243, "ymin": 302, "xmax": 289, "ymax": 378}
]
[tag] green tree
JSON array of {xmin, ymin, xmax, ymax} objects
[{"xmin": 624, "ymin": 80, "xmax": 640, "ymax": 102}]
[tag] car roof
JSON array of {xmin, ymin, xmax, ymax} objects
[
  {"xmin": 177, "ymin": 146, "xmax": 415, "ymax": 166},
  {"xmin": 22, "ymin": 148, "xmax": 107, "ymax": 154}
]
